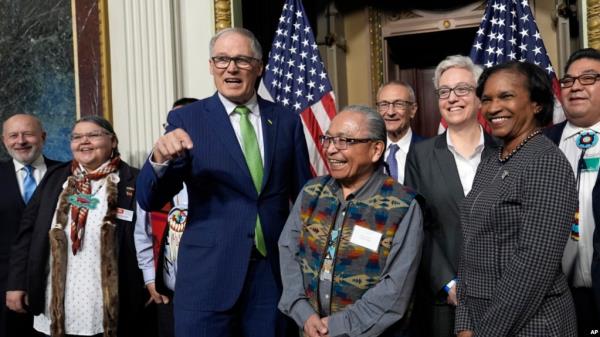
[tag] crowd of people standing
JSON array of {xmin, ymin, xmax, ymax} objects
[{"xmin": 0, "ymin": 27, "xmax": 598, "ymax": 337}]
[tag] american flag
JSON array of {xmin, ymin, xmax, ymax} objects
[
  {"xmin": 258, "ymin": 0, "xmax": 336, "ymax": 176},
  {"xmin": 470, "ymin": 0, "xmax": 565, "ymax": 124}
]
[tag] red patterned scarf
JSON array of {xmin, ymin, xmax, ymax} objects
[{"xmin": 69, "ymin": 156, "xmax": 121, "ymax": 254}]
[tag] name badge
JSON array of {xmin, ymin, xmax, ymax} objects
[
  {"xmin": 116, "ymin": 208, "xmax": 134, "ymax": 222},
  {"xmin": 350, "ymin": 225, "xmax": 382, "ymax": 252}
]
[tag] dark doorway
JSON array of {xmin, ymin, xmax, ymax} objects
[{"xmin": 386, "ymin": 27, "xmax": 478, "ymax": 137}]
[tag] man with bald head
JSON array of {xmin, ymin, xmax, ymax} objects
[
  {"xmin": 376, "ymin": 81, "xmax": 425, "ymax": 184},
  {"xmin": 1, "ymin": 113, "xmax": 59, "ymax": 337}
]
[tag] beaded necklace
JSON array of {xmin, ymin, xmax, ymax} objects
[{"xmin": 498, "ymin": 129, "xmax": 542, "ymax": 163}]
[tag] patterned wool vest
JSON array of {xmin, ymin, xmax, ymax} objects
[{"xmin": 298, "ymin": 175, "xmax": 416, "ymax": 314}]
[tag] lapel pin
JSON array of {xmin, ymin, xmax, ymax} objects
[
  {"xmin": 267, "ymin": 119, "xmax": 273, "ymax": 125},
  {"xmin": 502, "ymin": 170, "xmax": 509, "ymax": 180},
  {"xmin": 126, "ymin": 186, "xmax": 135, "ymax": 197}
]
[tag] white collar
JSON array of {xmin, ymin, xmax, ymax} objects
[
  {"xmin": 562, "ymin": 120, "xmax": 600, "ymax": 141},
  {"xmin": 13, "ymin": 155, "xmax": 44, "ymax": 173},
  {"xmin": 446, "ymin": 125, "xmax": 485, "ymax": 153},
  {"xmin": 387, "ymin": 128, "xmax": 413, "ymax": 153},
  {"xmin": 217, "ymin": 92, "xmax": 259, "ymax": 117}
]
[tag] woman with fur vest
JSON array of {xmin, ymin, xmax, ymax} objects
[{"xmin": 6, "ymin": 116, "xmax": 152, "ymax": 337}]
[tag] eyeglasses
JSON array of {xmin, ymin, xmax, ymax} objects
[
  {"xmin": 211, "ymin": 56, "xmax": 259, "ymax": 69},
  {"xmin": 319, "ymin": 135, "xmax": 374, "ymax": 150},
  {"xmin": 376, "ymin": 100, "xmax": 414, "ymax": 112},
  {"xmin": 559, "ymin": 73, "xmax": 600, "ymax": 88},
  {"xmin": 435, "ymin": 85, "xmax": 475, "ymax": 99},
  {"xmin": 70, "ymin": 131, "xmax": 112, "ymax": 142}
]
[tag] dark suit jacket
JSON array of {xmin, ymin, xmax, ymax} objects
[
  {"xmin": 545, "ymin": 121, "xmax": 600, "ymax": 308},
  {"xmin": 0, "ymin": 157, "xmax": 60, "ymax": 286},
  {"xmin": 456, "ymin": 135, "xmax": 577, "ymax": 336},
  {"xmin": 6, "ymin": 161, "xmax": 149, "ymax": 336},
  {"xmin": 136, "ymin": 93, "xmax": 312, "ymax": 311},
  {"xmin": 0, "ymin": 157, "xmax": 59, "ymax": 336},
  {"xmin": 405, "ymin": 132, "xmax": 498, "ymax": 297}
]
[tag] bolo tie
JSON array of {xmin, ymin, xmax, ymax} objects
[{"xmin": 570, "ymin": 130, "xmax": 599, "ymax": 241}]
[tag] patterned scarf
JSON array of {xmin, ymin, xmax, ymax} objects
[{"xmin": 69, "ymin": 156, "xmax": 121, "ymax": 254}]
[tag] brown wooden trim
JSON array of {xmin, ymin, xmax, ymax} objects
[{"xmin": 72, "ymin": 0, "xmax": 110, "ymax": 119}]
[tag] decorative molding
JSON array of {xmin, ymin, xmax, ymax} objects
[
  {"xmin": 214, "ymin": 0, "xmax": 232, "ymax": 31},
  {"xmin": 475, "ymin": 1, "xmax": 488, "ymax": 11},
  {"xmin": 98, "ymin": 0, "xmax": 112, "ymax": 121},
  {"xmin": 368, "ymin": 6, "xmax": 384, "ymax": 105},
  {"xmin": 381, "ymin": 1, "xmax": 486, "ymax": 37},
  {"xmin": 386, "ymin": 10, "xmax": 422, "ymax": 21},
  {"xmin": 588, "ymin": 0, "xmax": 600, "ymax": 49}
]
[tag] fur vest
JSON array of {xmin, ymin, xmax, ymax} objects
[{"xmin": 49, "ymin": 174, "xmax": 119, "ymax": 337}]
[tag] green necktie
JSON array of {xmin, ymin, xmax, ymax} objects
[{"xmin": 236, "ymin": 105, "xmax": 267, "ymax": 256}]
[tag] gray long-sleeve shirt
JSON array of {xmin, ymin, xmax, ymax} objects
[{"xmin": 278, "ymin": 169, "xmax": 423, "ymax": 337}]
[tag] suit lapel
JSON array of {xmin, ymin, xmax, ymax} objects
[
  {"xmin": 116, "ymin": 164, "xmax": 136, "ymax": 244},
  {"xmin": 433, "ymin": 134, "xmax": 465, "ymax": 200},
  {"xmin": 259, "ymin": 98, "xmax": 277, "ymax": 192},
  {"xmin": 207, "ymin": 94, "xmax": 254, "ymax": 181},
  {"xmin": 482, "ymin": 132, "xmax": 500, "ymax": 160},
  {"xmin": 3, "ymin": 161, "xmax": 25, "ymax": 209}
]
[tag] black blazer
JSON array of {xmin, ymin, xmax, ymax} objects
[
  {"xmin": 405, "ymin": 132, "xmax": 498, "ymax": 296},
  {"xmin": 0, "ymin": 157, "xmax": 60, "ymax": 286},
  {"xmin": 0, "ymin": 157, "xmax": 60, "ymax": 336},
  {"xmin": 544, "ymin": 121, "xmax": 600, "ymax": 308},
  {"xmin": 6, "ymin": 161, "xmax": 149, "ymax": 336}
]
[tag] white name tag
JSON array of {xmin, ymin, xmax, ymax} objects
[
  {"xmin": 116, "ymin": 208, "xmax": 134, "ymax": 222},
  {"xmin": 350, "ymin": 225, "xmax": 382, "ymax": 252}
]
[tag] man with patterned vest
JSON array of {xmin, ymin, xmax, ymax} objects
[{"xmin": 279, "ymin": 105, "xmax": 424, "ymax": 337}]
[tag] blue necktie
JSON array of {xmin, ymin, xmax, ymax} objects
[
  {"xmin": 386, "ymin": 144, "xmax": 399, "ymax": 180},
  {"xmin": 22, "ymin": 165, "xmax": 37, "ymax": 203}
]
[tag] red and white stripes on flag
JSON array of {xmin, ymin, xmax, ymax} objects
[{"xmin": 258, "ymin": 0, "xmax": 336, "ymax": 176}]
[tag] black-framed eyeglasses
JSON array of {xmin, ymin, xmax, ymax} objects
[
  {"xmin": 319, "ymin": 135, "xmax": 374, "ymax": 150},
  {"xmin": 559, "ymin": 73, "xmax": 600, "ymax": 88},
  {"xmin": 376, "ymin": 100, "xmax": 414, "ymax": 112},
  {"xmin": 211, "ymin": 56, "xmax": 259, "ymax": 69},
  {"xmin": 435, "ymin": 85, "xmax": 475, "ymax": 99},
  {"xmin": 70, "ymin": 131, "xmax": 112, "ymax": 142}
]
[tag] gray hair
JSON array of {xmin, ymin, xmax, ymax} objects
[
  {"xmin": 209, "ymin": 28, "xmax": 263, "ymax": 60},
  {"xmin": 433, "ymin": 55, "xmax": 483, "ymax": 89},
  {"xmin": 377, "ymin": 80, "xmax": 416, "ymax": 102},
  {"xmin": 340, "ymin": 105, "xmax": 386, "ymax": 145}
]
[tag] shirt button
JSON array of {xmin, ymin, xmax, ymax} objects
[{"xmin": 325, "ymin": 294, "xmax": 329, "ymax": 299}]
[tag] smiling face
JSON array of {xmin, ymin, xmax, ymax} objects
[
  {"xmin": 2, "ymin": 114, "xmax": 46, "ymax": 165},
  {"xmin": 561, "ymin": 58, "xmax": 600, "ymax": 127},
  {"xmin": 376, "ymin": 83, "xmax": 417, "ymax": 142},
  {"xmin": 480, "ymin": 70, "xmax": 539, "ymax": 148},
  {"xmin": 325, "ymin": 111, "xmax": 384, "ymax": 193},
  {"xmin": 209, "ymin": 32, "xmax": 263, "ymax": 104},
  {"xmin": 437, "ymin": 67, "xmax": 480, "ymax": 128},
  {"xmin": 71, "ymin": 121, "xmax": 117, "ymax": 172}
]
